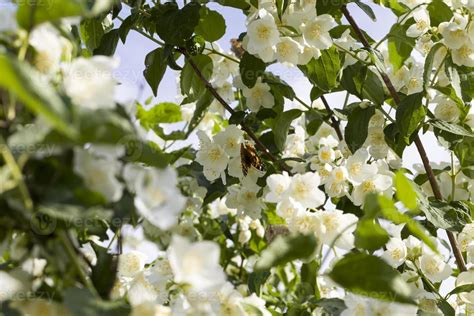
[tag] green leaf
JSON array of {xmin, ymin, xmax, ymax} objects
[
  {"xmin": 262, "ymin": 73, "xmax": 295, "ymax": 100},
  {"xmin": 0, "ymin": 53, "xmax": 77, "ymax": 139},
  {"xmin": 94, "ymin": 29, "xmax": 120, "ymax": 56},
  {"xmin": 64, "ymin": 288, "xmax": 130, "ymax": 316},
  {"xmin": 273, "ymin": 109, "xmax": 302, "ymax": 152},
  {"xmin": 341, "ymin": 63, "xmax": 385, "ymax": 105},
  {"xmin": 312, "ymin": 298, "xmax": 347, "ymax": 316},
  {"xmin": 430, "ymin": 120, "xmax": 474, "ymax": 138},
  {"xmin": 240, "ymin": 52, "xmax": 266, "ymax": 88},
  {"xmin": 395, "ymin": 93, "xmax": 425, "ymax": 144},
  {"xmin": 457, "ymin": 65, "xmax": 474, "ymax": 101},
  {"xmin": 123, "ymin": 140, "xmax": 170, "ymax": 169},
  {"xmin": 316, "ymin": 0, "xmax": 348, "ymax": 22},
  {"xmin": 419, "ymin": 199, "xmax": 472, "ymax": 232},
  {"xmin": 118, "ymin": 14, "xmax": 138, "ymax": 44},
  {"xmin": 423, "ymin": 43, "xmax": 445, "ymax": 91},
  {"xmin": 137, "ymin": 102, "xmax": 182, "ymax": 131},
  {"xmin": 298, "ymin": 47, "xmax": 341, "ymax": 92},
  {"xmin": 395, "ymin": 171, "xmax": 417, "ymax": 210},
  {"xmin": 329, "ymin": 252, "xmax": 415, "ymax": 304},
  {"xmin": 354, "ymin": 0, "xmax": 376, "ymax": 21},
  {"xmin": 143, "ymin": 48, "xmax": 168, "ymax": 97},
  {"xmin": 180, "ymin": 54, "xmax": 213, "ymax": 101},
  {"xmin": 387, "ymin": 22, "xmax": 415, "ymax": 71},
  {"xmin": 454, "ymin": 137, "xmax": 474, "ymax": 168},
  {"xmin": 427, "ymin": 0, "xmax": 453, "ymax": 26},
  {"xmin": 448, "ymin": 284, "xmax": 474, "ymax": 296},
  {"xmin": 17, "ymin": 0, "xmax": 85, "ymax": 29},
  {"xmin": 91, "ymin": 244, "xmax": 118, "ymax": 299},
  {"xmin": 78, "ymin": 110, "xmax": 134, "ymax": 144},
  {"xmin": 354, "ymin": 219, "xmax": 389, "ymax": 251},
  {"xmin": 363, "ymin": 194, "xmax": 436, "ymax": 252},
  {"xmin": 155, "ymin": 2, "xmax": 201, "ymax": 45},
  {"xmin": 276, "ymin": 0, "xmax": 290, "ymax": 21},
  {"xmin": 301, "ymin": 261, "xmax": 319, "ymax": 295},
  {"xmin": 344, "ymin": 105, "xmax": 375, "ymax": 153},
  {"xmin": 248, "ymin": 271, "xmax": 271, "ymax": 295},
  {"xmin": 195, "ymin": 7, "xmax": 226, "ymax": 42},
  {"xmin": 80, "ymin": 18, "xmax": 105, "ymax": 51},
  {"xmin": 254, "ymin": 234, "xmax": 317, "ymax": 271}
]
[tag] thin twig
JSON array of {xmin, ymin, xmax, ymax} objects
[
  {"xmin": 58, "ymin": 231, "xmax": 99, "ymax": 297},
  {"xmin": 320, "ymin": 96, "xmax": 343, "ymax": 141},
  {"xmin": 341, "ymin": 4, "xmax": 466, "ymax": 272},
  {"xmin": 176, "ymin": 47, "xmax": 292, "ymax": 173}
]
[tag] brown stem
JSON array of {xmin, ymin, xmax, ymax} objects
[
  {"xmin": 341, "ymin": 5, "xmax": 466, "ymax": 272},
  {"xmin": 320, "ymin": 95, "xmax": 343, "ymax": 141},
  {"xmin": 177, "ymin": 48, "xmax": 291, "ymax": 173}
]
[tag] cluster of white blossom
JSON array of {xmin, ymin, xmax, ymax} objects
[{"xmin": 243, "ymin": 2, "xmax": 335, "ymax": 65}]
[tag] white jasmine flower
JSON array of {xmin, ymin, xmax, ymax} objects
[
  {"xmin": 131, "ymin": 302, "xmax": 171, "ymax": 316},
  {"xmin": 238, "ymin": 230, "xmax": 252, "ymax": 244},
  {"xmin": 309, "ymin": 122, "xmax": 339, "ymax": 148},
  {"xmin": 283, "ymin": 126, "xmax": 306, "ymax": 158},
  {"xmin": 369, "ymin": 299, "xmax": 417, "ymax": 315},
  {"xmin": 344, "ymin": 148, "xmax": 377, "ymax": 185},
  {"xmin": 167, "ymin": 235, "xmax": 226, "ymax": 291},
  {"xmin": 324, "ymin": 179, "xmax": 348, "ymax": 198},
  {"xmin": 419, "ymin": 250, "xmax": 452, "ymax": 283},
  {"xmin": 341, "ymin": 294, "xmax": 369, "ymax": 316},
  {"xmin": 275, "ymin": 37, "xmax": 302, "ymax": 65},
  {"xmin": 196, "ymin": 130, "xmax": 229, "ymax": 181},
  {"xmin": 214, "ymin": 125, "xmax": 244, "ymax": 157},
  {"xmin": 391, "ymin": 65, "xmax": 410, "ymax": 91},
  {"xmin": 406, "ymin": 8, "xmax": 430, "ymax": 38},
  {"xmin": 287, "ymin": 208, "xmax": 319, "ymax": 235},
  {"xmin": 452, "ymin": 40, "xmax": 474, "ymax": 67},
  {"xmin": 265, "ymin": 172, "xmax": 291, "ymax": 203},
  {"xmin": 366, "ymin": 126, "xmax": 389, "ymax": 159},
  {"xmin": 0, "ymin": 271, "xmax": 25, "ymax": 302},
  {"xmin": 74, "ymin": 148, "xmax": 123, "ymax": 202},
  {"xmin": 302, "ymin": 14, "xmax": 335, "ymax": 50},
  {"xmin": 118, "ymin": 251, "xmax": 147, "ymax": 278},
  {"xmin": 226, "ymin": 178, "xmax": 265, "ymax": 219},
  {"xmin": 246, "ymin": 10, "xmax": 280, "ymax": 56},
  {"xmin": 63, "ymin": 56, "xmax": 118, "ymax": 109},
  {"xmin": 318, "ymin": 146, "xmax": 336, "ymax": 164},
  {"xmin": 381, "ymin": 238, "xmax": 407, "ymax": 267},
  {"xmin": 335, "ymin": 29, "xmax": 358, "ymax": 67},
  {"xmin": 276, "ymin": 197, "xmax": 305, "ymax": 219},
  {"xmin": 242, "ymin": 78, "xmax": 274, "ymax": 112},
  {"xmin": 21, "ymin": 258, "xmax": 47, "ymax": 277},
  {"xmin": 433, "ymin": 96, "xmax": 461, "ymax": 123},
  {"xmin": 288, "ymin": 172, "xmax": 326, "ymax": 209},
  {"xmin": 352, "ymin": 173, "xmax": 393, "ymax": 206},
  {"xmin": 29, "ymin": 24, "xmax": 64, "ymax": 74},
  {"xmin": 405, "ymin": 64, "xmax": 424, "ymax": 95},
  {"xmin": 456, "ymin": 270, "xmax": 474, "ymax": 305},
  {"xmin": 458, "ymin": 223, "xmax": 474, "ymax": 252},
  {"xmin": 298, "ymin": 41, "xmax": 322, "ymax": 65},
  {"xmin": 439, "ymin": 14, "xmax": 469, "ymax": 50},
  {"xmin": 209, "ymin": 197, "xmax": 237, "ymax": 218},
  {"xmin": 124, "ymin": 164, "xmax": 186, "ymax": 230},
  {"xmin": 404, "ymin": 236, "xmax": 423, "ymax": 260},
  {"xmin": 316, "ymin": 209, "xmax": 357, "ymax": 250}
]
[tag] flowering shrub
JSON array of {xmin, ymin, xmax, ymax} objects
[{"xmin": 1, "ymin": 0, "xmax": 474, "ymax": 315}]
